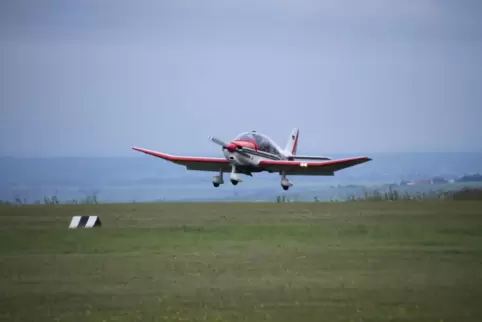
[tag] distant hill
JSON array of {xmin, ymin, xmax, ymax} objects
[{"xmin": 1, "ymin": 152, "xmax": 481, "ymax": 203}]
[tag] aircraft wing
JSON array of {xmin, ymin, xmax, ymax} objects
[
  {"xmin": 132, "ymin": 147, "xmax": 231, "ymax": 172},
  {"xmin": 258, "ymin": 156, "xmax": 372, "ymax": 176}
]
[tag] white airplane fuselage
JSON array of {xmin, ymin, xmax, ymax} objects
[
  {"xmin": 220, "ymin": 133, "xmax": 287, "ymax": 166},
  {"xmin": 214, "ymin": 131, "xmax": 296, "ymax": 188}
]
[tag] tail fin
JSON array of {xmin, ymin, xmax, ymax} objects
[{"xmin": 284, "ymin": 128, "xmax": 299, "ymax": 156}]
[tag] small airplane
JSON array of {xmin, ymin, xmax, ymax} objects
[{"xmin": 132, "ymin": 128, "xmax": 372, "ymax": 190}]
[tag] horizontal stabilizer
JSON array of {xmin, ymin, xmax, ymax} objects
[{"xmin": 287, "ymin": 155, "xmax": 331, "ymax": 161}]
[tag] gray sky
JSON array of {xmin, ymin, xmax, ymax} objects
[{"xmin": 1, "ymin": 0, "xmax": 481, "ymax": 157}]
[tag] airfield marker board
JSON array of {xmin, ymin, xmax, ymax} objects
[{"xmin": 69, "ymin": 216, "xmax": 102, "ymax": 228}]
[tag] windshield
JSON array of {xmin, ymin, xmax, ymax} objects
[
  {"xmin": 235, "ymin": 132, "xmax": 257, "ymax": 142},
  {"xmin": 234, "ymin": 132, "xmax": 282, "ymax": 156}
]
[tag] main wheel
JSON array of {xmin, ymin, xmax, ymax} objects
[{"xmin": 213, "ymin": 182, "xmax": 220, "ymax": 187}]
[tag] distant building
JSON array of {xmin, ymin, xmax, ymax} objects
[
  {"xmin": 432, "ymin": 176, "xmax": 448, "ymax": 184},
  {"xmin": 401, "ymin": 176, "xmax": 451, "ymax": 186},
  {"xmin": 457, "ymin": 173, "xmax": 482, "ymax": 182}
]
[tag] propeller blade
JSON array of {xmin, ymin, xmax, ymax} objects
[
  {"xmin": 208, "ymin": 136, "xmax": 229, "ymax": 148},
  {"xmin": 208, "ymin": 136, "xmax": 251, "ymax": 157}
]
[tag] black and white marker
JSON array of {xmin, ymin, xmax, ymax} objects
[{"xmin": 69, "ymin": 216, "xmax": 102, "ymax": 228}]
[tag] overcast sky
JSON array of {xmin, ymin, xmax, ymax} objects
[{"xmin": 1, "ymin": 0, "xmax": 481, "ymax": 157}]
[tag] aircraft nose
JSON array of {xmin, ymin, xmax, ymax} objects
[{"xmin": 225, "ymin": 142, "xmax": 237, "ymax": 152}]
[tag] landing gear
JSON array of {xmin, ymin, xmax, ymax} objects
[
  {"xmin": 281, "ymin": 173, "xmax": 293, "ymax": 191},
  {"xmin": 212, "ymin": 166, "xmax": 244, "ymax": 187},
  {"xmin": 230, "ymin": 165, "xmax": 243, "ymax": 186},
  {"xmin": 212, "ymin": 169, "xmax": 224, "ymax": 188}
]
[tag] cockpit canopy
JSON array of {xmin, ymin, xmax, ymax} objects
[{"xmin": 234, "ymin": 131, "xmax": 282, "ymax": 156}]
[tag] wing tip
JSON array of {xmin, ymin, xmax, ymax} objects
[
  {"xmin": 132, "ymin": 146, "xmax": 153, "ymax": 154},
  {"xmin": 132, "ymin": 146, "xmax": 228, "ymax": 164},
  {"xmin": 132, "ymin": 146, "xmax": 171, "ymax": 159},
  {"xmin": 353, "ymin": 156, "xmax": 372, "ymax": 164}
]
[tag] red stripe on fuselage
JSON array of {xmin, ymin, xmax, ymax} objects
[{"xmin": 232, "ymin": 140, "xmax": 258, "ymax": 150}]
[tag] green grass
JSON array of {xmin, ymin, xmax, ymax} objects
[{"xmin": 1, "ymin": 201, "xmax": 482, "ymax": 321}]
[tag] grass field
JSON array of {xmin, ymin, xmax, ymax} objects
[{"xmin": 1, "ymin": 201, "xmax": 482, "ymax": 321}]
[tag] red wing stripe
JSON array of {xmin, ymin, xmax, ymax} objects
[
  {"xmin": 132, "ymin": 147, "xmax": 228, "ymax": 163},
  {"xmin": 259, "ymin": 156, "xmax": 371, "ymax": 166}
]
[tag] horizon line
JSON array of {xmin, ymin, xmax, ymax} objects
[{"xmin": 1, "ymin": 151, "xmax": 482, "ymax": 159}]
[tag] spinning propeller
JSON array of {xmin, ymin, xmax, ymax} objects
[
  {"xmin": 208, "ymin": 136, "xmax": 230, "ymax": 149},
  {"xmin": 208, "ymin": 136, "xmax": 250, "ymax": 156}
]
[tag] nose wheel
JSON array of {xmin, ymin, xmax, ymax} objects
[
  {"xmin": 212, "ymin": 167, "xmax": 244, "ymax": 187},
  {"xmin": 230, "ymin": 165, "xmax": 242, "ymax": 185}
]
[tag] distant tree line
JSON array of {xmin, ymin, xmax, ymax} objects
[
  {"xmin": 0, "ymin": 191, "xmax": 99, "ymax": 205},
  {"xmin": 2, "ymin": 187, "xmax": 482, "ymax": 206},
  {"xmin": 275, "ymin": 187, "xmax": 482, "ymax": 203}
]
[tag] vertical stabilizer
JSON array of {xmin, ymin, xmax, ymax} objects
[{"xmin": 284, "ymin": 128, "xmax": 299, "ymax": 156}]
